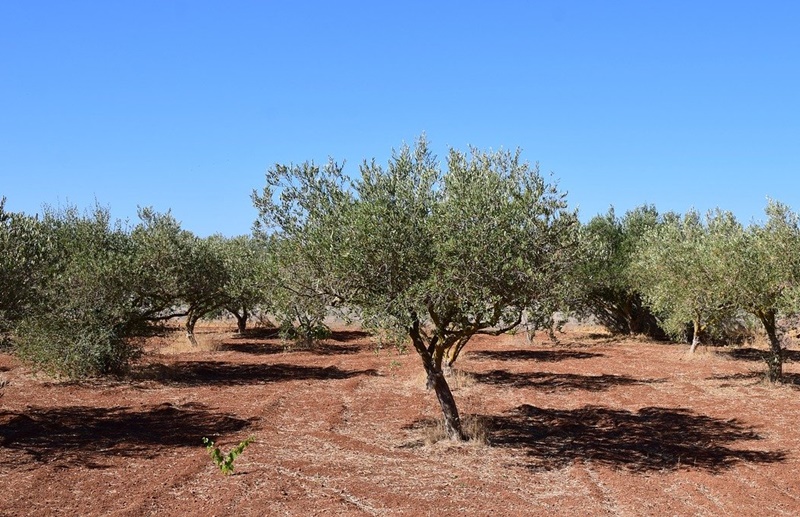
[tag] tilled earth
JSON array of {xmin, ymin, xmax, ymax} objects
[{"xmin": 1, "ymin": 324, "xmax": 799, "ymax": 516}]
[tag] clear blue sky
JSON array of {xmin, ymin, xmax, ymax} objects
[{"xmin": 2, "ymin": 1, "xmax": 798, "ymax": 237}]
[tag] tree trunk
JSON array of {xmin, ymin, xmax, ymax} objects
[
  {"xmin": 234, "ymin": 311, "xmax": 248, "ymax": 334},
  {"xmin": 444, "ymin": 335, "xmax": 470, "ymax": 372},
  {"xmin": 186, "ymin": 312, "xmax": 200, "ymax": 347},
  {"xmin": 428, "ymin": 368, "xmax": 465, "ymax": 440},
  {"xmin": 409, "ymin": 316, "xmax": 466, "ymax": 441},
  {"xmin": 623, "ymin": 296, "xmax": 637, "ymax": 334},
  {"xmin": 689, "ymin": 319, "xmax": 701, "ymax": 354},
  {"xmin": 759, "ymin": 311, "xmax": 783, "ymax": 382}
]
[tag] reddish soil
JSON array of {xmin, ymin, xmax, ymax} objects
[{"xmin": 1, "ymin": 323, "xmax": 800, "ymax": 516}]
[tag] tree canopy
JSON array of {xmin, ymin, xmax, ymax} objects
[{"xmin": 253, "ymin": 136, "xmax": 580, "ymax": 439}]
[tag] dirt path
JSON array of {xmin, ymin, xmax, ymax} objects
[{"xmin": 1, "ymin": 325, "xmax": 799, "ymax": 516}]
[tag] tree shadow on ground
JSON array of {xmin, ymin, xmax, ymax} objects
[
  {"xmin": 0, "ymin": 402, "xmax": 253, "ymax": 468},
  {"xmin": 469, "ymin": 350, "xmax": 604, "ymax": 362},
  {"xmin": 474, "ymin": 370, "xmax": 663, "ymax": 392},
  {"xmin": 308, "ymin": 343, "xmax": 363, "ymax": 355},
  {"xmin": 585, "ymin": 332, "xmax": 613, "ymax": 339},
  {"xmin": 722, "ymin": 348, "xmax": 800, "ymax": 362},
  {"xmin": 329, "ymin": 330, "xmax": 371, "ymax": 342},
  {"xmin": 231, "ymin": 327, "xmax": 280, "ymax": 339},
  {"xmin": 229, "ymin": 328, "xmax": 369, "ymax": 343},
  {"xmin": 133, "ymin": 361, "xmax": 378, "ymax": 387},
  {"xmin": 216, "ymin": 341, "xmax": 285, "ymax": 355},
  {"xmin": 709, "ymin": 371, "xmax": 800, "ymax": 388},
  {"xmin": 484, "ymin": 404, "xmax": 786, "ymax": 473},
  {"xmin": 218, "ymin": 341, "xmax": 362, "ymax": 356}
]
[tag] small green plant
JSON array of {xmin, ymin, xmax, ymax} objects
[
  {"xmin": 202, "ymin": 436, "xmax": 255, "ymax": 475},
  {"xmin": 278, "ymin": 318, "xmax": 331, "ymax": 350}
]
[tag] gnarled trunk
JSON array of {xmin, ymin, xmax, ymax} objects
[
  {"xmin": 759, "ymin": 310, "xmax": 783, "ymax": 382},
  {"xmin": 225, "ymin": 306, "xmax": 249, "ymax": 334},
  {"xmin": 409, "ymin": 317, "xmax": 465, "ymax": 441},
  {"xmin": 186, "ymin": 312, "xmax": 201, "ymax": 347},
  {"xmin": 426, "ymin": 368, "xmax": 464, "ymax": 440}
]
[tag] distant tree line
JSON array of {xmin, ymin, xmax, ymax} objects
[
  {"xmin": 579, "ymin": 201, "xmax": 800, "ymax": 383},
  {"xmin": 0, "ymin": 201, "xmax": 270, "ymax": 376},
  {"xmin": 2, "ymin": 136, "xmax": 799, "ymax": 439}
]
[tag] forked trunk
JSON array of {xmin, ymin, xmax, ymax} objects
[
  {"xmin": 235, "ymin": 312, "xmax": 248, "ymax": 334},
  {"xmin": 409, "ymin": 316, "xmax": 466, "ymax": 441},
  {"xmin": 445, "ymin": 335, "xmax": 470, "ymax": 371}
]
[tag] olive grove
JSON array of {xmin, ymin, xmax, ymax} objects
[{"xmin": 3, "ymin": 143, "xmax": 800, "ymax": 393}]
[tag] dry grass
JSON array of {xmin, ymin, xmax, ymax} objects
[
  {"xmin": 409, "ymin": 368, "xmax": 477, "ymax": 391},
  {"xmin": 154, "ymin": 329, "xmax": 226, "ymax": 355},
  {"xmin": 448, "ymin": 368, "xmax": 477, "ymax": 389},
  {"xmin": 279, "ymin": 337, "xmax": 317, "ymax": 353},
  {"xmin": 565, "ymin": 323, "xmax": 612, "ymax": 336},
  {"xmin": 422, "ymin": 414, "xmax": 490, "ymax": 445},
  {"xmin": 679, "ymin": 345, "xmax": 718, "ymax": 361}
]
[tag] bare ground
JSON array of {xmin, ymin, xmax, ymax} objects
[{"xmin": 1, "ymin": 323, "xmax": 800, "ymax": 516}]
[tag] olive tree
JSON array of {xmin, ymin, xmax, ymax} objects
[
  {"xmin": 253, "ymin": 136, "xmax": 580, "ymax": 440},
  {"xmin": 253, "ymin": 159, "xmax": 354, "ymax": 345},
  {"xmin": 182, "ymin": 237, "xmax": 229, "ymax": 345},
  {"xmin": 577, "ymin": 205, "xmax": 666, "ymax": 338},
  {"xmin": 268, "ymin": 235, "xmax": 341, "ymax": 344},
  {"xmin": 732, "ymin": 200, "xmax": 800, "ymax": 381},
  {"xmin": 12, "ymin": 205, "xmax": 147, "ymax": 376},
  {"xmin": 132, "ymin": 208, "xmax": 228, "ymax": 346},
  {"xmin": 631, "ymin": 209, "xmax": 743, "ymax": 353},
  {"xmin": 207, "ymin": 234, "xmax": 275, "ymax": 333}
]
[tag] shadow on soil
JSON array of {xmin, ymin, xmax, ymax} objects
[
  {"xmin": 329, "ymin": 330, "xmax": 371, "ymax": 342},
  {"xmin": 474, "ymin": 370, "xmax": 663, "ymax": 392},
  {"xmin": 133, "ymin": 361, "xmax": 378, "ymax": 386},
  {"xmin": 219, "ymin": 329, "xmax": 369, "ymax": 356},
  {"xmin": 721, "ymin": 348, "xmax": 800, "ymax": 363},
  {"xmin": 485, "ymin": 404, "xmax": 787, "ymax": 472},
  {"xmin": 0, "ymin": 402, "xmax": 254, "ymax": 467},
  {"xmin": 306, "ymin": 343, "xmax": 363, "ymax": 355},
  {"xmin": 216, "ymin": 341, "xmax": 285, "ymax": 355},
  {"xmin": 230, "ymin": 328, "xmax": 369, "ymax": 343},
  {"xmin": 710, "ymin": 371, "xmax": 800, "ymax": 387},
  {"xmin": 469, "ymin": 350, "xmax": 604, "ymax": 362},
  {"xmin": 217, "ymin": 341, "xmax": 362, "ymax": 356},
  {"xmin": 231, "ymin": 327, "xmax": 280, "ymax": 339}
]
